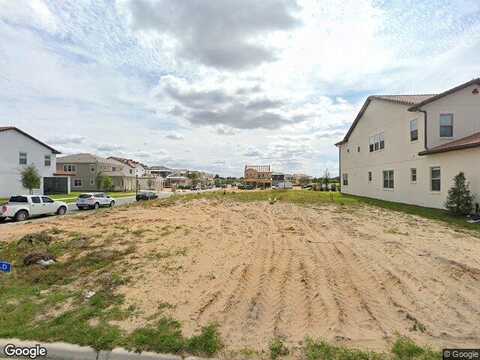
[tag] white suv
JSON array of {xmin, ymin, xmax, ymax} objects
[
  {"xmin": 1, "ymin": 195, "xmax": 68, "ymax": 222},
  {"xmin": 76, "ymin": 193, "xmax": 115, "ymax": 210}
]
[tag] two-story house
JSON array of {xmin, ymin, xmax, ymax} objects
[
  {"xmin": 244, "ymin": 165, "xmax": 272, "ymax": 188},
  {"xmin": 336, "ymin": 78, "xmax": 480, "ymax": 210},
  {"xmin": 56, "ymin": 153, "xmax": 136, "ymax": 192},
  {"xmin": 0, "ymin": 127, "xmax": 62, "ymax": 197}
]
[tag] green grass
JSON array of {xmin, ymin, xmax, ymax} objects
[
  {"xmin": 169, "ymin": 190, "xmax": 480, "ymax": 235},
  {"xmin": 0, "ymin": 228, "xmax": 222, "ymax": 356},
  {"xmin": 303, "ymin": 337, "xmax": 441, "ymax": 360}
]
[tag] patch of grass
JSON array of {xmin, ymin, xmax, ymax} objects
[
  {"xmin": 126, "ymin": 319, "xmax": 221, "ymax": 356},
  {"xmin": 269, "ymin": 338, "xmax": 289, "ymax": 359},
  {"xmin": 303, "ymin": 338, "xmax": 441, "ymax": 360},
  {"xmin": 169, "ymin": 190, "xmax": 480, "ymax": 235}
]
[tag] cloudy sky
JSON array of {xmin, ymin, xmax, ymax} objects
[{"xmin": 1, "ymin": 0, "xmax": 479, "ymax": 176}]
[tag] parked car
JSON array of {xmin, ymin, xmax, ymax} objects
[
  {"xmin": 136, "ymin": 191, "xmax": 158, "ymax": 201},
  {"xmin": 0, "ymin": 195, "xmax": 68, "ymax": 222},
  {"xmin": 76, "ymin": 193, "xmax": 115, "ymax": 210},
  {"xmin": 273, "ymin": 181, "xmax": 293, "ymax": 190}
]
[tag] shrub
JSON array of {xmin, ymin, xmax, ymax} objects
[
  {"xmin": 269, "ymin": 338, "xmax": 289, "ymax": 359},
  {"xmin": 445, "ymin": 172, "xmax": 474, "ymax": 216},
  {"xmin": 21, "ymin": 165, "xmax": 41, "ymax": 194}
]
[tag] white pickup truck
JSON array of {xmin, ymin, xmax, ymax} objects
[{"xmin": 0, "ymin": 195, "xmax": 68, "ymax": 222}]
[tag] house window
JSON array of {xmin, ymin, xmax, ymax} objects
[
  {"xmin": 90, "ymin": 165, "xmax": 95, "ymax": 173},
  {"xmin": 410, "ymin": 119, "xmax": 418, "ymax": 141},
  {"xmin": 431, "ymin": 167, "xmax": 441, "ymax": 191},
  {"xmin": 73, "ymin": 179, "xmax": 82, "ymax": 187},
  {"xmin": 370, "ymin": 132, "xmax": 384, "ymax": 152},
  {"xmin": 112, "ymin": 167, "xmax": 117, "ymax": 172},
  {"xmin": 440, "ymin": 114, "xmax": 453, "ymax": 137},
  {"xmin": 90, "ymin": 178, "xmax": 95, "ymax": 186},
  {"xmin": 19, "ymin": 152, "xmax": 27, "ymax": 165},
  {"xmin": 383, "ymin": 170, "xmax": 394, "ymax": 189},
  {"xmin": 368, "ymin": 171, "xmax": 372, "ymax": 182},
  {"xmin": 410, "ymin": 168, "xmax": 417, "ymax": 183},
  {"xmin": 63, "ymin": 164, "xmax": 76, "ymax": 173},
  {"xmin": 342, "ymin": 173, "xmax": 348, "ymax": 186},
  {"xmin": 357, "ymin": 146, "xmax": 360, "ymax": 152},
  {"xmin": 44, "ymin": 155, "xmax": 51, "ymax": 167}
]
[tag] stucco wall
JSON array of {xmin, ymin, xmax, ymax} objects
[
  {"xmin": 0, "ymin": 130, "xmax": 57, "ymax": 197},
  {"xmin": 339, "ymin": 98, "xmax": 480, "ymax": 209},
  {"xmin": 423, "ymin": 84, "xmax": 480, "ymax": 149}
]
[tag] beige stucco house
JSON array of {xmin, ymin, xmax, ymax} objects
[
  {"xmin": 56, "ymin": 153, "xmax": 136, "ymax": 192},
  {"xmin": 336, "ymin": 78, "xmax": 480, "ymax": 211}
]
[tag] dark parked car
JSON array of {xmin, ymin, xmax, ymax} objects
[{"xmin": 136, "ymin": 191, "xmax": 158, "ymax": 201}]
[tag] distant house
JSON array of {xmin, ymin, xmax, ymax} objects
[
  {"xmin": 336, "ymin": 78, "xmax": 480, "ymax": 210},
  {"xmin": 108, "ymin": 156, "xmax": 148, "ymax": 177},
  {"xmin": 271, "ymin": 172, "xmax": 285, "ymax": 187},
  {"xmin": 244, "ymin": 165, "xmax": 272, "ymax": 188},
  {"xmin": 165, "ymin": 175, "xmax": 191, "ymax": 187},
  {"xmin": 0, "ymin": 127, "xmax": 66, "ymax": 197},
  {"xmin": 57, "ymin": 153, "xmax": 136, "ymax": 192},
  {"xmin": 149, "ymin": 166, "xmax": 174, "ymax": 178}
]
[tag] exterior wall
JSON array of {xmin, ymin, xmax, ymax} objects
[
  {"xmin": 423, "ymin": 84, "xmax": 480, "ymax": 149},
  {"xmin": 57, "ymin": 162, "xmax": 98, "ymax": 192},
  {"xmin": 339, "ymin": 99, "xmax": 480, "ymax": 209},
  {"xmin": 0, "ymin": 130, "xmax": 56, "ymax": 197}
]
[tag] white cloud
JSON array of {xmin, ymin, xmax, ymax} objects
[{"xmin": 0, "ymin": 0, "xmax": 479, "ymax": 176}]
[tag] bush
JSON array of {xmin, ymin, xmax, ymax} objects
[
  {"xmin": 445, "ymin": 172, "xmax": 474, "ymax": 216},
  {"xmin": 21, "ymin": 165, "xmax": 41, "ymax": 194},
  {"xmin": 269, "ymin": 338, "xmax": 289, "ymax": 359}
]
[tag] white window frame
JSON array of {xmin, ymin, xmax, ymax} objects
[
  {"xmin": 63, "ymin": 164, "xmax": 77, "ymax": 173},
  {"xmin": 431, "ymin": 167, "xmax": 441, "ymax": 192},
  {"xmin": 383, "ymin": 170, "xmax": 394, "ymax": 189},
  {"xmin": 19, "ymin": 152, "xmax": 27, "ymax": 165},
  {"xmin": 410, "ymin": 168, "xmax": 417, "ymax": 183},
  {"xmin": 439, "ymin": 114, "xmax": 453, "ymax": 138},
  {"xmin": 73, "ymin": 178, "xmax": 82, "ymax": 187},
  {"xmin": 44, "ymin": 155, "xmax": 51, "ymax": 167},
  {"xmin": 368, "ymin": 171, "xmax": 372, "ymax": 182},
  {"xmin": 410, "ymin": 119, "xmax": 418, "ymax": 142}
]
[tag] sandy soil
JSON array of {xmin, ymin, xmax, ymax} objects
[{"xmin": 2, "ymin": 199, "xmax": 480, "ymax": 353}]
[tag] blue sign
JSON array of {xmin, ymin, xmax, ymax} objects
[{"xmin": 0, "ymin": 261, "xmax": 12, "ymax": 273}]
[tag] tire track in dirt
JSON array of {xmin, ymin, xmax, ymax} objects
[{"xmin": 298, "ymin": 207, "xmax": 388, "ymax": 340}]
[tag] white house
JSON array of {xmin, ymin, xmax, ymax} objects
[
  {"xmin": 336, "ymin": 78, "xmax": 480, "ymax": 211},
  {"xmin": 0, "ymin": 127, "xmax": 61, "ymax": 197}
]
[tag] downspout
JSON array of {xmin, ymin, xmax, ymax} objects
[{"xmin": 419, "ymin": 109, "xmax": 428, "ymax": 151}]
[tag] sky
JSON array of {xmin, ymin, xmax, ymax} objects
[{"xmin": 0, "ymin": 0, "xmax": 479, "ymax": 177}]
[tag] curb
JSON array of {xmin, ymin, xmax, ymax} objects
[{"xmin": 0, "ymin": 339, "xmax": 216, "ymax": 360}]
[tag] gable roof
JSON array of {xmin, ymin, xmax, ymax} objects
[
  {"xmin": 409, "ymin": 78, "xmax": 480, "ymax": 111},
  {"xmin": 57, "ymin": 153, "xmax": 117, "ymax": 164},
  {"xmin": 0, "ymin": 126, "xmax": 61, "ymax": 154},
  {"xmin": 335, "ymin": 94, "xmax": 436, "ymax": 146},
  {"xmin": 336, "ymin": 78, "xmax": 480, "ymax": 146},
  {"xmin": 419, "ymin": 131, "xmax": 480, "ymax": 155}
]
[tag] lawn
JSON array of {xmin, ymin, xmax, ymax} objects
[
  {"xmin": 50, "ymin": 192, "xmax": 136, "ymax": 203},
  {"xmin": 178, "ymin": 189, "xmax": 480, "ymax": 235}
]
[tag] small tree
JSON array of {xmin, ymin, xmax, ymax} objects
[
  {"xmin": 445, "ymin": 172, "xmax": 474, "ymax": 216},
  {"xmin": 323, "ymin": 169, "xmax": 330, "ymax": 191},
  {"xmin": 21, "ymin": 165, "xmax": 41, "ymax": 194},
  {"xmin": 147, "ymin": 178, "xmax": 154, "ymax": 190},
  {"xmin": 96, "ymin": 172, "xmax": 105, "ymax": 190},
  {"xmin": 102, "ymin": 176, "xmax": 114, "ymax": 191}
]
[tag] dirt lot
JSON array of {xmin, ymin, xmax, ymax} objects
[{"xmin": 2, "ymin": 198, "xmax": 480, "ymax": 354}]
